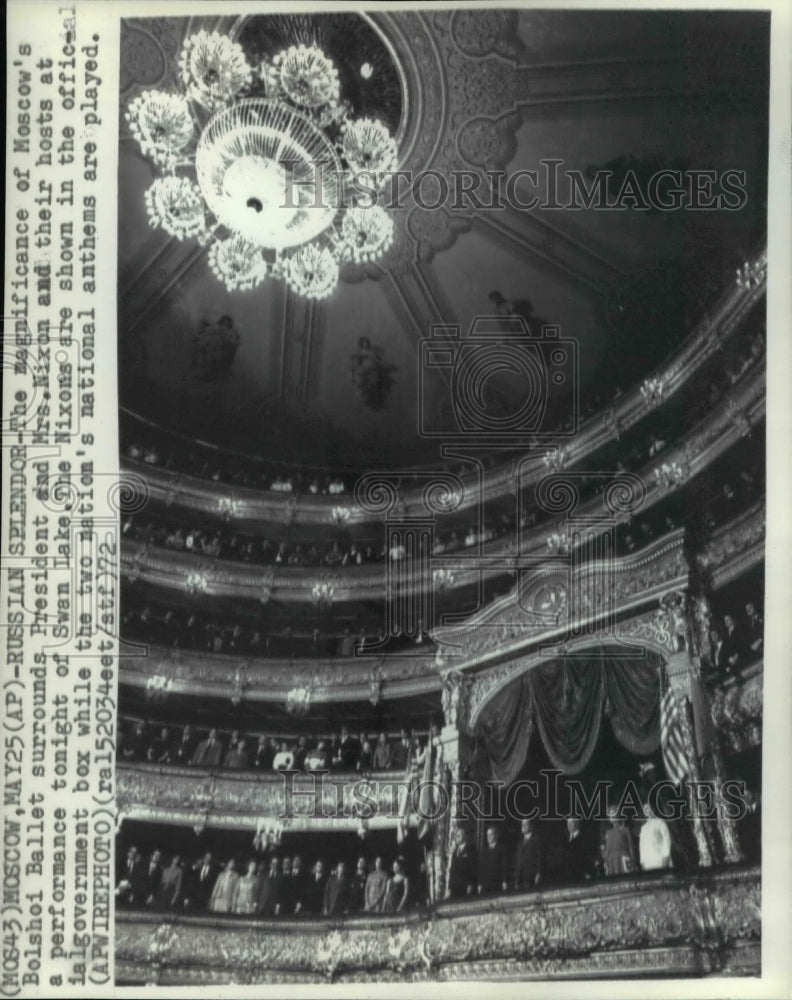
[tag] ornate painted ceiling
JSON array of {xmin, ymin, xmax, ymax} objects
[{"xmin": 117, "ymin": 8, "xmax": 768, "ymax": 472}]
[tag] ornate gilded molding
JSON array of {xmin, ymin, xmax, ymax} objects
[
  {"xmin": 115, "ymin": 867, "xmax": 759, "ymax": 984},
  {"xmin": 698, "ymin": 501, "xmax": 766, "ymax": 589},
  {"xmin": 116, "ymin": 762, "xmax": 410, "ymax": 832},
  {"xmin": 120, "ymin": 647, "xmax": 439, "ymax": 704},
  {"xmin": 466, "ymin": 607, "xmax": 681, "ymax": 728},
  {"xmin": 119, "ymin": 362, "xmax": 764, "ymax": 608},
  {"xmin": 710, "ymin": 664, "xmax": 763, "ymax": 753}
]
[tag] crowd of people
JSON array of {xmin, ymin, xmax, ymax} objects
[
  {"xmin": 118, "ymin": 720, "xmax": 427, "ymax": 775},
  {"xmin": 707, "ymin": 601, "xmax": 764, "ymax": 679},
  {"xmin": 120, "ymin": 604, "xmax": 432, "ymax": 657},
  {"xmin": 117, "ymin": 785, "xmax": 761, "ymax": 921},
  {"xmin": 116, "ymin": 847, "xmax": 424, "ymax": 916}
]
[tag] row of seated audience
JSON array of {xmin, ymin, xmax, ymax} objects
[
  {"xmin": 121, "ymin": 443, "xmax": 763, "ymax": 575},
  {"xmin": 124, "ymin": 437, "xmax": 348, "ymax": 495},
  {"xmin": 116, "ymin": 788, "xmax": 761, "ymax": 919},
  {"xmin": 122, "ymin": 514, "xmax": 524, "ymax": 567},
  {"xmin": 120, "ymin": 606, "xmax": 432, "ymax": 656},
  {"xmin": 707, "ymin": 602, "xmax": 763, "ymax": 679},
  {"xmin": 118, "ymin": 722, "xmax": 427, "ymax": 774}
]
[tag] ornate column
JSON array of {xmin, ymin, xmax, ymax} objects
[
  {"xmin": 661, "ymin": 592, "xmax": 742, "ymax": 866},
  {"xmin": 435, "ymin": 669, "xmax": 474, "ymax": 902}
]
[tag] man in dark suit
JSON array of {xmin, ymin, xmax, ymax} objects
[
  {"xmin": 333, "ymin": 727, "xmax": 360, "ymax": 771},
  {"xmin": 171, "ymin": 724, "xmax": 198, "ymax": 766},
  {"xmin": 257, "ymin": 856, "xmax": 284, "ymax": 917},
  {"xmin": 191, "ymin": 728, "xmax": 224, "ymax": 767},
  {"xmin": 184, "ymin": 852, "xmax": 217, "ymax": 911},
  {"xmin": 116, "ymin": 845, "xmax": 148, "ymax": 907},
  {"xmin": 448, "ymin": 827, "xmax": 477, "ymax": 898},
  {"xmin": 743, "ymin": 602, "xmax": 764, "ymax": 658},
  {"xmin": 721, "ymin": 614, "xmax": 742, "ymax": 673},
  {"xmin": 305, "ymin": 859, "xmax": 328, "ymax": 915},
  {"xmin": 288, "ymin": 854, "xmax": 310, "ymax": 915},
  {"xmin": 558, "ymin": 818, "xmax": 591, "ymax": 884},
  {"xmin": 478, "ymin": 825, "xmax": 509, "ymax": 896},
  {"xmin": 323, "ymin": 861, "xmax": 353, "ymax": 916},
  {"xmin": 143, "ymin": 849, "xmax": 164, "ymax": 906},
  {"xmin": 513, "ymin": 819, "xmax": 542, "ymax": 891}
]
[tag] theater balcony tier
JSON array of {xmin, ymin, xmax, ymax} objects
[
  {"xmin": 119, "ymin": 365, "xmax": 765, "ymax": 606},
  {"xmin": 120, "ymin": 248, "xmax": 765, "ymax": 526},
  {"xmin": 116, "ymin": 866, "xmax": 760, "ymax": 984},
  {"xmin": 117, "ymin": 642, "xmax": 760, "ymax": 821},
  {"xmin": 120, "ymin": 502, "xmax": 764, "ymax": 704}
]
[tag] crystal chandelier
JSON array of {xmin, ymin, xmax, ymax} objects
[{"xmin": 127, "ymin": 31, "xmax": 398, "ymax": 299}]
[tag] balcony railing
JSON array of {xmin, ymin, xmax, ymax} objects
[
  {"xmin": 120, "ymin": 248, "xmax": 766, "ymax": 526},
  {"xmin": 120, "ymin": 365, "xmax": 766, "ymax": 604},
  {"xmin": 116, "ymin": 866, "xmax": 760, "ymax": 984}
]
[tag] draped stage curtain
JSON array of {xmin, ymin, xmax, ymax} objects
[{"xmin": 477, "ymin": 647, "xmax": 663, "ymax": 782}]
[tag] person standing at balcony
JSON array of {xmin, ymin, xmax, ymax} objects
[
  {"xmin": 209, "ymin": 859, "xmax": 239, "ymax": 914},
  {"xmin": 333, "ymin": 726, "xmax": 360, "ymax": 771},
  {"xmin": 257, "ymin": 856, "xmax": 284, "ymax": 917},
  {"xmin": 231, "ymin": 860, "xmax": 261, "ymax": 915},
  {"xmin": 743, "ymin": 602, "xmax": 764, "ymax": 658},
  {"xmin": 288, "ymin": 855, "xmax": 310, "ymax": 915},
  {"xmin": 382, "ymin": 857, "xmax": 411, "ymax": 913},
  {"xmin": 183, "ymin": 852, "xmax": 217, "ymax": 911},
  {"xmin": 557, "ymin": 817, "xmax": 591, "ymax": 884},
  {"xmin": 349, "ymin": 857, "xmax": 369, "ymax": 912},
  {"xmin": 603, "ymin": 808, "xmax": 637, "ymax": 876},
  {"xmin": 391, "ymin": 730, "xmax": 410, "ymax": 771},
  {"xmin": 638, "ymin": 803, "xmax": 673, "ymax": 872},
  {"xmin": 224, "ymin": 738, "xmax": 249, "ymax": 770},
  {"xmin": 156, "ymin": 854, "xmax": 184, "ymax": 911},
  {"xmin": 142, "ymin": 849, "xmax": 164, "ymax": 907},
  {"xmin": 478, "ymin": 826, "xmax": 509, "ymax": 896},
  {"xmin": 323, "ymin": 860, "xmax": 353, "ymax": 916},
  {"xmin": 293, "ymin": 736, "xmax": 309, "ymax": 771},
  {"xmin": 273, "ymin": 741, "xmax": 295, "ymax": 771},
  {"xmin": 119, "ymin": 720, "xmax": 149, "ymax": 763},
  {"xmin": 191, "ymin": 728, "xmax": 224, "ymax": 767},
  {"xmin": 305, "ymin": 741, "xmax": 329, "ymax": 771},
  {"xmin": 513, "ymin": 818, "xmax": 542, "ymax": 891},
  {"xmin": 305, "ymin": 859, "xmax": 328, "ymax": 915},
  {"xmin": 364, "ymin": 856, "xmax": 389, "ymax": 912},
  {"xmin": 115, "ymin": 845, "xmax": 147, "ymax": 908},
  {"xmin": 253, "ymin": 736, "xmax": 275, "ymax": 771},
  {"xmin": 448, "ymin": 827, "xmax": 477, "ymax": 898},
  {"xmin": 358, "ymin": 738, "xmax": 374, "ymax": 776},
  {"xmin": 721, "ymin": 614, "xmax": 743, "ymax": 673},
  {"xmin": 373, "ymin": 732, "xmax": 392, "ymax": 771},
  {"xmin": 147, "ymin": 727, "xmax": 172, "ymax": 765}
]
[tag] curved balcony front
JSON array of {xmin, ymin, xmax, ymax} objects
[
  {"xmin": 120, "ymin": 365, "xmax": 765, "ymax": 606},
  {"xmin": 120, "ymin": 249, "xmax": 766, "ymax": 526},
  {"xmin": 116, "ymin": 866, "xmax": 760, "ymax": 984}
]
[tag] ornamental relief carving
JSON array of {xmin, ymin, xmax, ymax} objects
[
  {"xmin": 116, "ymin": 870, "xmax": 759, "ymax": 982},
  {"xmin": 710, "ymin": 669, "xmax": 763, "ymax": 752}
]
